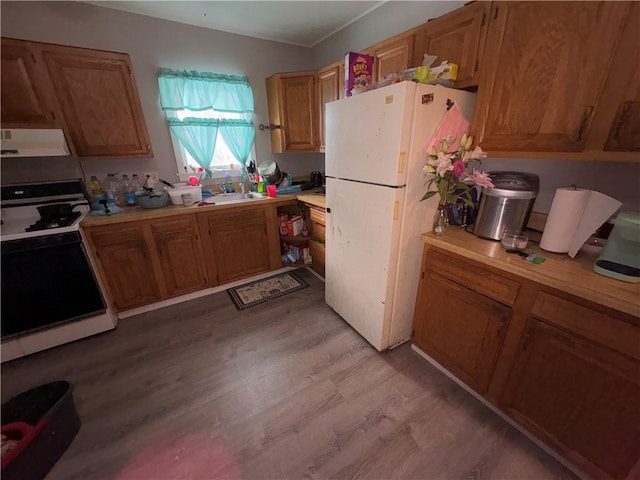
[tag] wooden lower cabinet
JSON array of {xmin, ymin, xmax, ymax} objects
[
  {"xmin": 85, "ymin": 223, "xmax": 162, "ymax": 311},
  {"xmin": 85, "ymin": 214, "xmax": 207, "ymax": 312},
  {"xmin": 412, "ymin": 245, "xmax": 640, "ymax": 480},
  {"xmin": 501, "ymin": 318, "xmax": 640, "ymax": 480},
  {"xmin": 198, "ymin": 204, "xmax": 281, "ymax": 285},
  {"xmin": 307, "ymin": 205, "xmax": 326, "ymax": 278},
  {"xmin": 148, "ymin": 216, "xmax": 207, "ymax": 297},
  {"xmin": 412, "ymin": 271, "xmax": 510, "ymax": 394}
]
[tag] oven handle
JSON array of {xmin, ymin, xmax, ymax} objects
[{"xmin": 1, "ymin": 232, "xmax": 82, "ymax": 255}]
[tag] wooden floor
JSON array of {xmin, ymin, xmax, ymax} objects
[{"xmin": 2, "ymin": 268, "xmax": 576, "ymax": 480}]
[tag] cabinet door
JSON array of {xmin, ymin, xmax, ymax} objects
[
  {"xmin": 87, "ymin": 225, "xmax": 161, "ymax": 311},
  {"xmin": 149, "ymin": 216, "xmax": 208, "ymax": 297},
  {"xmin": 599, "ymin": 2, "xmax": 640, "ymax": 152},
  {"xmin": 0, "ymin": 38, "xmax": 59, "ymax": 128},
  {"xmin": 473, "ymin": 1, "xmax": 630, "ymax": 153},
  {"xmin": 501, "ymin": 318, "xmax": 640, "ymax": 480},
  {"xmin": 412, "ymin": 2, "xmax": 491, "ymax": 88},
  {"xmin": 412, "ymin": 271, "xmax": 511, "ymax": 394},
  {"xmin": 40, "ymin": 44, "xmax": 152, "ymax": 158},
  {"xmin": 198, "ymin": 205, "xmax": 279, "ymax": 284},
  {"xmin": 370, "ymin": 34, "xmax": 414, "ymax": 83},
  {"xmin": 265, "ymin": 72, "xmax": 319, "ymax": 153},
  {"xmin": 318, "ymin": 60, "xmax": 344, "ymax": 152}
]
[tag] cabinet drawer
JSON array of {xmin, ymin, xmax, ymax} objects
[
  {"xmin": 532, "ymin": 291, "xmax": 639, "ymax": 360},
  {"xmin": 309, "ymin": 241, "xmax": 325, "ymax": 277},
  {"xmin": 426, "ymin": 249, "xmax": 520, "ymax": 306},
  {"xmin": 311, "ymin": 221, "xmax": 325, "ymax": 242},
  {"xmin": 309, "ymin": 207, "xmax": 326, "ymax": 226}
]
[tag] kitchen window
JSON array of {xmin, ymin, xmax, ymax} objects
[{"xmin": 157, "ymin": 68, "xmax": 256, "ymax": 181}]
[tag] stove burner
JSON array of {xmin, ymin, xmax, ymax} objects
[{"xmin": 25, "ymin": 212, "xmax": 81, "ymax": 232}]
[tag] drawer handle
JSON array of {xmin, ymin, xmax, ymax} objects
[
  {"xmin": 576, "ymin": 105, "xmax": 594, "ymax": 142},
  {"xmin": 613, "ymin": 100, "xmax": 633, "ymax": 140}
]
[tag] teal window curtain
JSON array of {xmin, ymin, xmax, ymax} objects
[
  {"xmin": 158, "ymin": 68, "xmax": 255, "ymax": 113},
  {"xmin": 168, "ymin": 118, "xmax": 218, "ymax": 170},
  {"xmin": 219, "ymin": 119, "xmax": 255, "ymax": 164},
  {"xmin": 158, "ymin": 68, "xmax": 255, "ymax": 170}
]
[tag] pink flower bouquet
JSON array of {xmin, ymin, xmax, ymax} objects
[{"xmin": 421, "ymin": 133, "xmax": 494, "ymax": 207}]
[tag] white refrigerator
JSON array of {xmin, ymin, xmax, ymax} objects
[{"xmin": 325, "ymin": 81, "xmax": 475, "ymax": 351}]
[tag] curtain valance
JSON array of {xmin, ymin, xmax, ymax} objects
[{"xmin": 158, "ymin": 68, "xmax": 254, "ymax": 113}]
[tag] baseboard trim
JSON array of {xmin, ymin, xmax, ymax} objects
[{"xmin": 118, "ymin": 266, "xmax": 316, "ymax": 319}]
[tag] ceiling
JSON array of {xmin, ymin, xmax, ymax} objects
[{"xmin": 88, "ymin": 1, "xmax": 387, "ymax": 47}]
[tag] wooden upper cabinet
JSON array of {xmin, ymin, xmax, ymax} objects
[
  {"xmin": 412, "ymin": 1, "xmax": 491, "ymax": 89},
  {"xmin": 472, "ymin": 1, "xmax": 631, "ymax": 157},
  {"xmin": 501, "ymin": 318, "xmax": 640, "ymax": 480},
  {"xmin": 265, "ymin": 71, "xmax": 319, "ymax": 153},
  {"xmin": 40, "ymin": 44, "xmax": 152, "ymax": 159},
  {"xmin": 593, "ymin": 1, "xmax": 640, "ymax": 153},
  {"xmin": 0, "ymin": 38, "xmax": 60, "ymax": 128},
  {"xmin": 318, "ymin": 60, "xmax": 344, "ymax": 152},
  {"xmin": 369, "ymin": 33, "xmax": 414, "ymax": 84}
]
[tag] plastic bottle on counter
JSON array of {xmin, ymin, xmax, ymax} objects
[
  {"xmin": 131, "ymin": 174, "xmax": 143, "ymax": 194},
  {"xmin": 103, "ymin": 173, "xmax": 123, "ymax": 207},
  {"xmin": 89, "ymin": 175, "xmax": 106, "ymax": 210},
  {"xmin": 121, "ymin": 174, "xmax": 136, "ymax": 206}
]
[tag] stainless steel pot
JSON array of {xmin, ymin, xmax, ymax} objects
[
  {"xmin": 258, "ymin": 160, "xmax": 283, "ymax": 185},
  {"xmin": 472, "ymin": 171, "xmax": 539, "ymax": 240}
]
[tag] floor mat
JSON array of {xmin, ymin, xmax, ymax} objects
[{"xmin": 226, "ymin": 271, "xmax": 309, "ymax": 310}]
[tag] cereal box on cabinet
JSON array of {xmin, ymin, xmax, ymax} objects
[{"xmin": 345, "ymin": 52, "xmax": 374, "ymax": 97}]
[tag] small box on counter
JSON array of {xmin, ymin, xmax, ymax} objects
[
  {"xmin": 345, "ymin": 51, "xmax": 374, "ymax": 97},
  {"xmin": 287, "ymin": 215, "xmax": 303, "ymax": 236}
]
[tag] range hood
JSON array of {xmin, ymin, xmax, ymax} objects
[{"xmin": 1, "ymin": 129, "xmax": 71, "ymax": 158}]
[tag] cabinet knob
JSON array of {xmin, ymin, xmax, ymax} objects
[{"xmin": 326, "ymin": 207, "xmax": 331, "ymax": 213}]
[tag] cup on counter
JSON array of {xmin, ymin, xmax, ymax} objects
[
  {"xmin": 267, "ymin": 184, "xmax": 277, "ymax": 198},
  {"xmin": 501, "ymin": 230, "xmax": 529, "ymax": 250}
]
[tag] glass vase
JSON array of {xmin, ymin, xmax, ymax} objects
[{"xmin": 433, "ymin": 203, "xmax": 448, "ymax": 236}]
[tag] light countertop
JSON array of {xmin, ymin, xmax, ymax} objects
[
  {"xmin": 296, "ymin": 191, "xmax": 326, "ymax": 209},
  {"xmin": 422, "ymin": 227, "xmax": 640, "ymax": 318},
  {"xmin": 80, "ymin": 194, "xmax": 300, "ymax": 227}
]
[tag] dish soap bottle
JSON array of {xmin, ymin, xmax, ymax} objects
[
  {"xmin": 89, "ymin": 175, "xmax": 106, "ymax": 210},
  {"xmin": 224, "ymin": 171, "xmax": 235, "ymax": 193}
]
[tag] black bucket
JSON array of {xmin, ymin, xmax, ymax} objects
[{"xmin": 2, "ymin": 381, "xmax": 80, "ymax": 480}]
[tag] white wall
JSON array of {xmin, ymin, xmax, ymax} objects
[
  {"xmin": 312, "ymin": 1, "xmax": 465, "ymax": 68},
  {"xmin": 482, "ymin": 158, "xmax": 640, "ymax": 214},
  {"xmin": 0, "ymin": 1, "xmax": 325, "ymax": 186}
]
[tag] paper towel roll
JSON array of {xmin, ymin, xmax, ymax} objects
[
  {"xmin": 540, "ymin": 188, "xmax": 591, "ymax": 253},
  {"xmin": 540, "ymin": 187, "xmax": 622, "ymax": 256}
]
